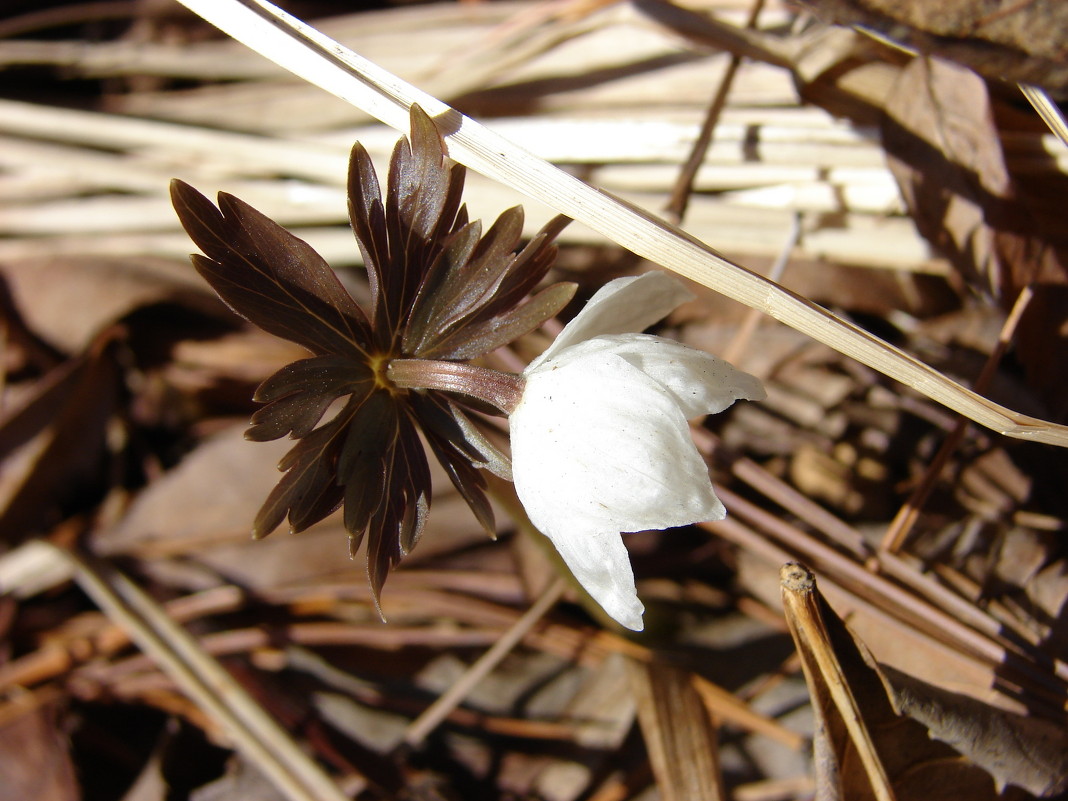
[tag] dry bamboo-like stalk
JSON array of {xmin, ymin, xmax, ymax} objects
[
  {"xmin": 628, "ymin": 659, "xmax": 726, "ymax": 801},
  {"xmin": 171, "ymin": 0, "xmax": 1068, "ymax": 447}
]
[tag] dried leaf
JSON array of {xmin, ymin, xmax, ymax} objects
[
  {"xmin": 883, "ymin": 56, "xmax": 1068, "ymax": 418},
  {"xmin": 799, "ymin": 0, "xmax": 1068, "ymax": 93},
  {"xmin": 0, "ymin": 255, "xmax": 218, "ymax": 355},
  {"xmin": 883, "ymin": 57, "xmax": 1011, "ymax": 298},
  {"xmin": 884, "ymin": 665, "xmax": 1068, "ymax": 797},
  {"xmin": 92, "ymin": 424, "xmax": 291, "ymax": 557},
  {"xmin": 780, "ymin": 562, "xmax": 1000, "ymax": 801},
  {"xmin": 0, "ymin": 332, "xmax": 124, "ymax": 543}
]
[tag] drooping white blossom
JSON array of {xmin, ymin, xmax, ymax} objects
[{"xmin": 510, "ymin": 272, "xmax": 766, "ymax": 631}]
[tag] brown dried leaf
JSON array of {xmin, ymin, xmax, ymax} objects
[
  {"xmin": 780, "ymin": 562, "xmax": 1000, "ymax": 801},
  {"xmin": 799, "ymin": 0, "xmax": 1068, "ymax": 94},
  {"xmin": 90, "ymin": 424, "xmax": 296, "ymax": 574},
  {"xmin": 90, "ymin": 424, "xmax": 496, "ymax": 594},
  {"xmin": 190, "ymin": 755, "xmax": 287, "ymax": 801},
  {"xmin": 883, "ymin": 57, "xmax": 1012, "ymax": 297},
  {"xmin": 885, "ymin": 56, "xmax": 1068, "ymax": 295},
  {"xmin": 0, "ymin": 256, "xmax": 218, "ymax": 354}
]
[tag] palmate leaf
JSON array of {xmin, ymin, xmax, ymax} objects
[
  {"xmin": 253, "ymin": 417, "xmax": 347, "ymax": 538},
  {"xmin": 409, "ymin": 392, "xmax": 511, "ymax": 538},
  {"xmin": 409, "ymin": 392, "xmax": 511, "ymax": 480},
  {"xmin": 477, "ymin": 214, "xmax": 572, "ymax": 315},
  {"xmin": 346, "ymin": 142, "xmax": 390, "ymax": 338},
  {"xmin": 171, "ymin": 179, "xmax": 371, "ymax": 358},
  {"xmin": 338, "ymin": 391, "xmax": 399, "ymax": 546},
  {"xmin": 401, "ymin": 220, "xmax": 483, "ymax": 354},
  {"xmin": 414, "ymin": 205, "xmax": 527, "ymax": 337},
  {"xmin": 421, "ymin": 425, "xmax": 496, "ymax": 538}
]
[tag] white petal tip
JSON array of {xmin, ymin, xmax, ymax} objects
[{"xmin": 603, "ymin": 598, "xmax": 646, "ymax": 632}]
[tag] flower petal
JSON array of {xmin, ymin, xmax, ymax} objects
[
  {"xmin": 528, "ymin": 271, "xmax": 693, "ymax": 370},
  {"xmin": 549, "ymin": 527, "xmax": 645, "ymax": 632},
  {"xmin": 541, "ymin": 333, "xmax": 766, "ymax": 419},
  {"xmin": 511, "ymin": 351, "xmax": 727, "ymax": 629}
]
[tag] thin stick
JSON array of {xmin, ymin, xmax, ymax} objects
[
  {"xmin": 173, "ymin": 0, "xmax": 1068, "ymax": 447},
  {"xmin": 665, "ymin": 0, "xmax": 766, "ymax": 223},
  {"xmin": 880, "ymin": 285, "xmax": 1036, "ymax": 554}
]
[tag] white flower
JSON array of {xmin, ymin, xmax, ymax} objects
[{"xmin": 510, "ymin": 272, "xmax": 766, "ymax": 631}]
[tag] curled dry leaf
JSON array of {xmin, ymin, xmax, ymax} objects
[
  {"xmin": 883, "ymin": 665, "xmax": 1068, "ymax": 798},
  {"xmin": 780, "ymin": 562, "xmax": 1000, "ymax": 801}
]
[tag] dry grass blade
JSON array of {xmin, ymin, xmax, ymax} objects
[
  {"xmin": 42, "ymin": 544, "xmax": 354, "ymax": 801},
  {"xmin": 1020, "ymin": 84, "xmax": 1068, "ymax": 149},
  {"xmin": 627, "ymin": 659, "xmax": 725, "ymax": 801},
  {"xmin": 174, "ymin": 0, "xmax": 1068, "ymax": 447},
  {"xmin": 691, "ymin": 673, "xmax": 806, "ymax": 751}
]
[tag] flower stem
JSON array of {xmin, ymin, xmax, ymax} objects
[{"xmin": 387, "ymin": 359, "xmax": 523, "ymax": 415}]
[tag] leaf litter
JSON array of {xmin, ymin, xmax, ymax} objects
[{"xmin": 1, "ymin": 1, "xmax": 1068, "ymax": 800}]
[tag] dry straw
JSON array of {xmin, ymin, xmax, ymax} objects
[{"xmin": 177, "ymin": 0, "xmax": 1068, "ymax": 448}]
